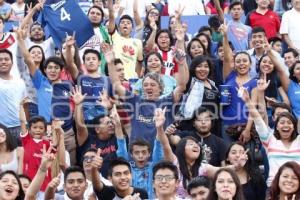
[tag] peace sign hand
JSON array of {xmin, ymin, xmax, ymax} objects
[{"xmin": 154, "ymin": 107, "xmax": 166, "ymax": 128}]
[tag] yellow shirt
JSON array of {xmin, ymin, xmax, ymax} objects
[{"xmin": 111, "ymin": 32, "xmax": 143, "ymax": 79}]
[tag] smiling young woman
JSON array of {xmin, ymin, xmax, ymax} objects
[{"xmin": 269, "ymin": 161, "xmax": 300, "ymax": 200}]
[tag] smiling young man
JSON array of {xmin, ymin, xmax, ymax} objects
[
  {"xmin": 92, "ymin": 157, "xmax": 148, "ymax": 199},
  {"xmin": 45, "ymin": 166, "xmax": 89, "ymax": 200},
  {"xmin": 152, "ymin": 161, "xmax": 180, "ymax": 200},
  {"xmin": 0, "ymin": 48, "xmax": 26, "ymax": 141}
]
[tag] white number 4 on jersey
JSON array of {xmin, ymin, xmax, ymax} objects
[{"xmin": 60, "ymin": 7, "xmax": 71, "ymax": 21}]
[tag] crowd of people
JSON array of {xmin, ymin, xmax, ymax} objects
[{"xmin": 1, "ymin": 0, "xmax": 300, "ymax": 199}]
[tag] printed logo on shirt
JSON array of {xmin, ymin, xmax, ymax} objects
[
  {"xmin": 50, "ymin": 0, "xmax": 66, "ymax": 10},
  {"xmin": 45, "ymin": 87, "xmax": 53, "ymax": 93},
  {"xmin": 137, "ymin": 115, "xmax": 154, "ymax": 124},
  {"xmin": 122, "ymin": 45, "xmax": 135, "ymax": 56}
]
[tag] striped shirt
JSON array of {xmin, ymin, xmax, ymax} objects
[{"xmin": 254, "ymin": 117, "xmax": 300, "ymax": 186}]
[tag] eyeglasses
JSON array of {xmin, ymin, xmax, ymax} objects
[
  {"xmin": 154, "ymin": 175, "xmax": 175, "ymax": 182},
  {"xmin": 83, "ymin": 155, "xmax": 95, "ymax": 162},
  {"xmin": 149, "ymin": 12, "xmax": 159, "ymax": 16}
]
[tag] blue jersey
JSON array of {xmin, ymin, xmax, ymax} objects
[{"xmin": 41, "ymin": 0, "xmax": 94, "ymax": 48}]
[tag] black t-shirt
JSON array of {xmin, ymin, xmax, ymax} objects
[
  {"xmin": 177, "ymin": 131, "xmax": 229, "ymax": 167},
  {"xmin": 95, "ymin": 184, "xmax": 148, "ymax": 200},
  {"xmin": 77, "ymin": 134, "xmax": 118, "ymax": 178}
]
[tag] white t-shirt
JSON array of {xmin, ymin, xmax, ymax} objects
[
  {"xmin": 280, "ymin": 8, "xmax": 300, "ymax": 50},
  {"xmin": 120, "ymin": 0, "xmax": 150, "ymax": 17},
  {"xmin": 10, "ymin": 3, "xmax": 25, "ymax": 21},
  {"xmin": 168, "ymin": 0, "xmax": 205, "ymax": 16},
  {"xmin": 0, "ymin": 76, "xmax": 26, "ymax": 127}
]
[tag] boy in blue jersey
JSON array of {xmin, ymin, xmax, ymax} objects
[
  {"xmin": 64, "ymin": 35, "xmax": 113, "ymax": 102},
  {"xmin": 114, "ymin": 107, "xmax": 165, "ymax": 199}
]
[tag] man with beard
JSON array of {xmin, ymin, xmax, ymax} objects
[
  {"xmin": 21, "ymin": 3, "xmax": 55, "ymax": 58},
  {"xmin": 166, "ymin": 106, "xmax": 228, "ymax": 167}
]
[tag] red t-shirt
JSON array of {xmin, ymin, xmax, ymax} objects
[
  {"xmin": 22, "ymin": 133, "xmax": 51, "ymax": 191},
  {"xmin": 246, "ymin": 10, "xmax": 281, "ymax": 39},
  {"xmin": 206, "ymin": 2, "xmax": 229, "ymax": 14}
]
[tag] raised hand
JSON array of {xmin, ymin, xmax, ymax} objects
[
  {"xmin": 263, "ymin": 39, "xmax": 272, "ymax": 53},
  {"xmin": 91, "ymin": 148, "xmax": 103, "ymax": 170},
  {"xmin": 149, "ymin": 15, "xmax": 157, "ymax": 31},
  {"xmin": 65, "ymin": 32, "xmax": 76, "ymax": 48},
  {"xmin": 100, "ymin": 43, "xmax": 115, "ymax": 64},
  {"xmin": 174, "ymin": 4, "xmax": 185, "ymax": 20},
  {"xmin": 239, "ymin": 87, "xmax": 251, "ymax": 103},
  {"xmin": 47, "ymin": 173, "xmax": 61, "ymax": 190},
  {"xmin": 110, "ymin": 105, "xmax": 121, "ymax": 127},
  {"xmin": 235, "ymin": 149, "xmax": 249, "ymax": 170},
  {"xmin": 51, "ymin": 119, "xmax": 64, "ymax": 132},
  {"xmin": 40, "ymin": 144, "xmax": 56, "ymax": 171},
  {"xmin": 154, "ymin": 107, "xmax": 166, "ymax": 128},
  {"xmin": 33, "ymin": 0, "xmax": 44, "ymax": 12},
  {"xmin": 14, "ymin": 28, "xmax": 24, "ymax": 40},
  {"xmin": 257, "ymin": 73, "xmax": 270, "ymax": 92},
  {"xmin": 218, "ymin": 23, "xmax": 228, "ymax": 36},
  {"xmin": 174, "ymin": 25, "xmax": 185, "ymax": 42},
  {"xmin": 71, "ymin": 85, "xmax": 86, "ymax": 105}
]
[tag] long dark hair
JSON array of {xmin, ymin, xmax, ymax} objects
[
  {"xmin": 28, "ymin": 45, "xmax": 46, "ymax": 76},
  {"xmin": 0, "ymin": 123, "xmax": 17, "ymax": 152},
  {"xmin": 207, "ymin": 168, "xmax": 245, "ymax": 200},
  {"xmin": 269, "ymin": 161, "xmax": 300, "ymax": 200},
  {"xmin": 0, "ymin": 171, "xmax": 25, "ymax": 200},
  {"xmin": 282, "ymin": 0, "xmax": 292, "ymax": 11},
  {"xmin": 175, "ymin": 136, "xmax": 203, "ymax": 189},
  {"xmin": 187, "ymin": 38, "xmax": 208, "ymax": 59},
  {"xmin": 225, "ymin": 142, "xmax": 265, "ymax": 190},
  {"xmin": 289, "ymin": 61, "xmax": 300, "ymax": 83},
  {"xmin": 196, "ymin": 32, "xmax": 212, "ymax": 56},
  {"xmin": 273, "ymin": 112, "xmax": 298, "ymax": 141}
]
